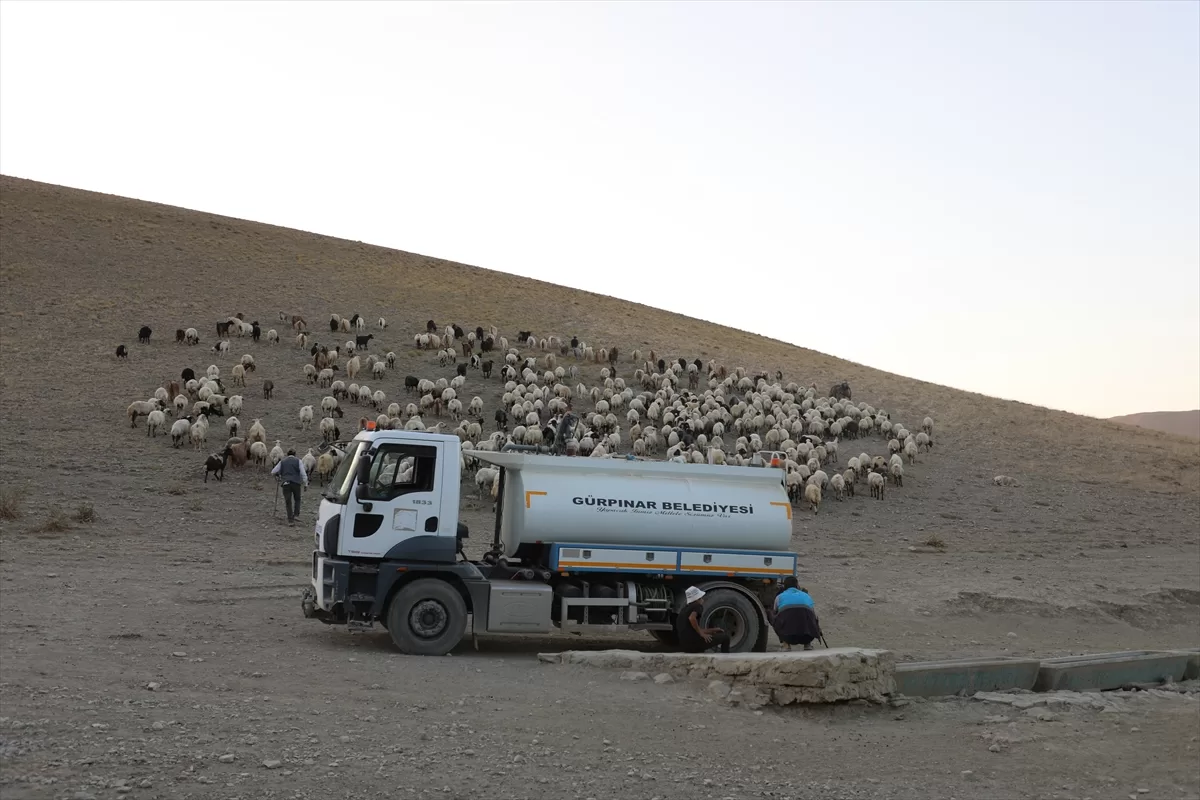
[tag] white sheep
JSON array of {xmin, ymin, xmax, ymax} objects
[
  {"xmin": 226, "ymin": 416, "xmax": 240, "ymax": 437},
  {"xmin": 904, "ymin": 440, "xmax": 918, "ymax": 464},
  {"xmin": 146, "ymin": 409, "xmax": 166, "ymax": 437},
  {"xmin": 321, "ymin": 396, "xmax": 339, "ymax": 418},
  {"xmin": 266, "ymin": 329, "xmax": 279, "ymax": 344},
  {"xmin": 372, "ymin": 361, "xmax": 386, "ymax": 379},
  {"xmin": 250, "ymin": 441, "xmax": 269, "ymax": 468},
  {"xmin": 185, "ymin": 327, "xmax": 200, "ymax": 344},
  {"xmin": 170, "ymin": 417, "xmax": 191, "ymax": 448},
  {"xmin": 922, "ymin": 416, "xmax": 934, "ymax": 436},
  {"xmin": 320, "ymin": 416, "xmax": 338, "ymax": 442},
  {"xmin": 189, "ymin": 417, "xmax": 209, "ymax": 450},
  {"xmin": 868, "ymin": 471, "xmax": 885, "ymax": 499},
  {"xmin": 830, "ymin": 472, "xmax": 845, "ymax": 501},
  {"xmin": 127, "ymin": 399, "xmax": 164, "ymax": 427},
  {"xmin": 889, "ymin": 461, "xmax": 904, "ymax": 487},
  {"xmin": 993, "ymin": 475, "xmax": 1019, "ymax": 487},
  {"xmin": 804, "ymin": 482, "xmax": 822, "ymax": 513},
  {"xmin": 299, "ymin": 405, "xmax": 314, "ymax": 430},
  {"xmin": 269, "ymin": 440, "xmax": 285, "ymax": 467},
  {"xmin": 377, "ymin": 316, "xmax": 387, "ymax": 330},
  {"xmin": 172, "ymin": 394, "xmax": 188, "ymax": 414},
  {"xmin": 228, "ymin": 395, "xmax": 243, "ymax": 416},
  {"xmin": 247, "ymin": 418, "xmax": 267, "ymax": 445}
]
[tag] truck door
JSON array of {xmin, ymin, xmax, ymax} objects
[{"xmin": 340, "ymin": 441, "xmax": 446, "ymax": 559}]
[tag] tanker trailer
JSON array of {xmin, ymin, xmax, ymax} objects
[{"xmin": 302, "ymin": 429, "xmax": 799, "ymax": 656}]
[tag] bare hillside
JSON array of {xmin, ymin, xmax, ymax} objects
[
  {"xmin": 1110, "ymin": 409, "xmax": 1200, "ymax": 440},
  {"xmin": 1, "ymin": 175, "xmax": 1199, "ymax": 798}
]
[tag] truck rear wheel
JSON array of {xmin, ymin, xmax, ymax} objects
[
  {"xmin": 386, "ymin": 578, "xmax": 467, "ymax": 656},
  {"xmin": 699, "ymin": 589, "xmax": 761, "ymax": 654}
]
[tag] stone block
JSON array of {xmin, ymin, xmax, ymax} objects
[{"xmin": 541, "ymin": 647, "xmax": 896, "ymax": 705}]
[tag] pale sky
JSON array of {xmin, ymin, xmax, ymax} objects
[{"xmin": 2, "ymin": 1, "xmax": 1198, "ymax": 419}]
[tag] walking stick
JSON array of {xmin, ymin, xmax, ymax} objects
[{"xmin": 273, "ymin": 478, "xmax": 280, "ymax": 518}]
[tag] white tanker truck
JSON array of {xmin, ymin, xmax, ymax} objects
[{"xmin": 301, "ymin": 429, "xmax": 799, "ymax": 655}]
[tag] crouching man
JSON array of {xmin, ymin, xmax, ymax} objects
[{"xmin": 772, "ymin": 577, "xmax": 823, "ymax": 651}]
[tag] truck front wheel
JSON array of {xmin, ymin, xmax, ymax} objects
[
  {"xmin": 699, "ymin": 589, "xmax": 761, "ymax": 654},
  {"xmin": 386, "ymin": 578, "xmax": 467, "ymax": 656}
]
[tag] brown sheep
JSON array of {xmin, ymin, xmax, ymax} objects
[{"xmin": 223, "ymin": 442, "xmax": 249, "ymax": 468}]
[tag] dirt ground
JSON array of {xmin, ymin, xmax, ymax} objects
[{"xmin": 1, "ymin": 176, "xmax": 1198, "ymax": 799}]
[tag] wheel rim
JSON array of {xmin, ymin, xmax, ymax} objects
[
  {"xmin": 409, "ymin": 599, "xmax": 448, "ymax": 638},
  {"xmin": 707, "ymin": 606, "xmax": 746, "ymax": 648}
]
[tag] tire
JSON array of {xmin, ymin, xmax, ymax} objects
[
  {"xmin": 385, "ymin": 578, "xmax": 467, "ymax": 656},
  {"xmin": 698, "ymin": 589, "xmax": 762, "ymax": 654}
]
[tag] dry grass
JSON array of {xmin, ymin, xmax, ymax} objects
[
  {"xmin": 33, "ymin": 510, "xmax": 72, "ymax": 534},
  {"xmin": 922, "ymin": 534, "xmax": 947, "ymax": 550},
  {"xmin": 72, "ymin": 503, "xmax": 96, "ymax": 523},
  {"xmin": 0, "ymin": 488, "xmax": 21, "ymax": 520}
]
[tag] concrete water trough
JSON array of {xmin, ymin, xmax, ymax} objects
[
  {"xmin": 1033, "ymin": 650, "xmax": 1193, "ymax": 692},
  {"xmin": 893, "ymin": 656, "xmax": 1041, "ymax": 698},
  {"xmin": 1170, "ymin": 646, "xmax": 1200, "ymax": 680}
]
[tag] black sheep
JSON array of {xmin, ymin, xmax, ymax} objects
[
  {"xmin": 181, "ymin": 367, "xmax": 195, "ymax": 382},
  {"xmin": 456, "ymin": 363, "xmax": 467, "ymax": 378},
  {"xmin": 115, "ymin": 345, "xmax": 128, "ymax": 359},
  {"xmin": 251, "ymin": 321, "xmax": 261, "ymax": 342},
  {"xmin": 175, "ymin": 328, "xmax": 186, "ymax": 343},
  {"xmin": 204, "ymin": 451, "xmax": 228, "ymax": 483},
  {"xmin": 138, "ymin": 325, "xmax": 152, "ymax": 344},
  {"xmin": 481, "ymin": 360, "xmax": 493, "ymax": 378},
  {"xmin": 426, "ymin": 319, "xmax": 437, "ymax": 333},
  {"xmin": 404, "ymin": 375, "xmax": 420, "ymax": 394},
  {"xmin": 494, "ymin": 408, "xmax": 508, "ymax": 430},
  {"xmin": 355, "ymin": 334, "xmax": 374, "ymax": 350}
]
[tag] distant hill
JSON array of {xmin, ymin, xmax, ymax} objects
[{"xmin": 1109, "ymin": 410, "xmax": 1200, "ymax": 440}]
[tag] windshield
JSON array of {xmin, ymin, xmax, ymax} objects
[{"xmin": 324, "ymin": 440, "xmax": 368, "ymax": 504}]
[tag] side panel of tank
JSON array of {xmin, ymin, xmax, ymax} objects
[{"xmin": 501, "ymin": 466, "xmax": 793, "ymax": 555}]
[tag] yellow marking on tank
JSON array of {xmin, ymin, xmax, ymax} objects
[
  {"xmin": 557, "ymin": 560, "xmax": 665, "ymax": 569},
  {"xmin": 770, "ymin": 501, "xmax": 792, "ymax": 520},
  {"xmin": 525, "ymin": 490, "xmax": 547, "ymax": 508}
]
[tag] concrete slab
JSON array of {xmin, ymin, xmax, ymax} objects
[
  {"xmin": 894, "ymin": 657, "xmax": 1041, "ymax": 698},
  {"xmin": 1034, "ymin": 650, "xmax": 1192, "ymax": 692},
  {"xmin": 538, "ymin": 647, "xmax": 897, "ymax": 705}
]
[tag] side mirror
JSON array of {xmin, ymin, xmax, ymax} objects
[{"xmin": 356, "ymin": 454, "xmax": 371, "ymax": 486}]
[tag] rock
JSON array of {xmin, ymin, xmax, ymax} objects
[
  {"xmin": 620, "ymin": 671, "xmax": 650, "ymax": 682},
  {"xmin": 218, "ymin": 754, "xmax": 235, "ymax": 763},
  {"xmin": 262, "ymin": 759, "xmax": 282, "ymax": 769},
  {"xmin": 988, "ymin": 743, "xmax": 1003, "ymax": 753},
  {"xmin": 150, "ymin": 721, "xmax": 165, "ymax": 730},
  {"xmin": 652, "ymin": 673, "xmax": 674, "ymax": 684},
  {"xmin": 707, "ymin": 680, "xmax": 732, "ymax": 699},
  {"xmin": 537, "ymin": 653, "xmax": 560, "ymax": 664},
  {"xmin": 145, "ymin": 682, "xmax": 160, "ymax": 691},
  {"xmin": 171, "ymin": 651, "xmax": 186, "ymax": 658},
  {"xmin": 1006, "ymin": 632, "xmax": 1018, "ymax": 638}
]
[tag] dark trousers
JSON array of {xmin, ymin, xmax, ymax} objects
[
  {"xmin": 282, "ymin": 482, "xmax": 302, "ymax": 521},
  {"xmin": 779, "ymin": 633, "xmax": 815, "ymax": 646},
  {"xmin": 702, "ymin": 632, "xmax": 732, "ymax": 654}
]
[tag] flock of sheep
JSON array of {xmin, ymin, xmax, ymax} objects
[{"xmin": 120, "ymin": 312, "xmax": 942, "ymax": 513}]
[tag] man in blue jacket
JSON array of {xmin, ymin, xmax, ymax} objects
[{"xmin": 771, "ymin": 577, "xmax": 823, "ymax": 651}]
